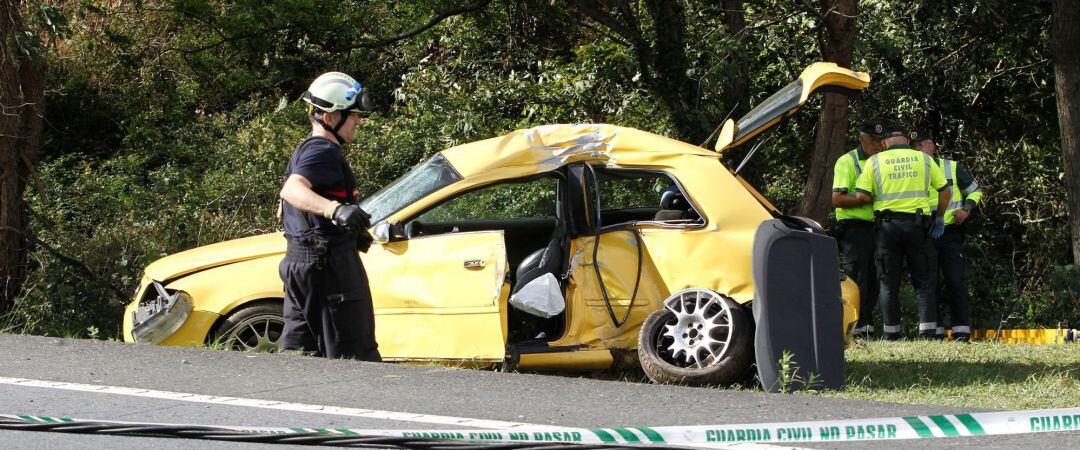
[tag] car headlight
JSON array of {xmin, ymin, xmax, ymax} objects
[{"xmin": 131, "ymin": 281, "xmax": 193, "ymax": 344}]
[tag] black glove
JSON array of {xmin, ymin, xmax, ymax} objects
[
  {"xmin": 331, "ymin": 204, "xmax": 371, "ymax": 230},
  {"xmin": 357, "ymin": 229, "xmax": 374, "ymax": 253}
]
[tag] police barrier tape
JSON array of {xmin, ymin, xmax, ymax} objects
[{"xmin": 5, "ymin": 407, "xmax": 1080, "ymax": 445}]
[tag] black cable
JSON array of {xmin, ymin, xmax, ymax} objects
[
  {"xmin": 697, "ymin": 102, "xmax": 739, "ymax": 148},
  {"xmin": 584, "ymin": 164, "xmax": 644, "ymax": 328},
  {"xmin": 0, "ymin": 416, "xmax": 665, "ymax": 449},
  {"xmin": 594, "ymin": 226, "xmax": 643, "ymax": 329}
]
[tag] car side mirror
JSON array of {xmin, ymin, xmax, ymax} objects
[
  {"xmin": 373, "ymin": 221, "xmax": 407, "ymax": 244},
  {"xmin": 372, "ymin": 222, "xmax": 392, "ymax": 244}
]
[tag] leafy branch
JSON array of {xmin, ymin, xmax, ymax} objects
[{"xmin": 330, "ymin": 0, "xmax": 494, "ymax": 51}]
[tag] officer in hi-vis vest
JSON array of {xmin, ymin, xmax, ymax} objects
[
  {"xmin": 853, "ymin": 124, "xmax": 951, "ymax": 340},
  {"xmin": 912, "ymin": 130, "xmax": 983, "ymax": 341},
  {"xmin": 831, "ymin": 120, "xmax": 885, "ymax": 338}
]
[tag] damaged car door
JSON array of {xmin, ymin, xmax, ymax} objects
[
  {"xmin": 561, "ymin": 166, "xmax": 674, "ymax": 348},
  {"xmin": 362, "ymin": 231, "xmax": 509, "ymax": 362}
]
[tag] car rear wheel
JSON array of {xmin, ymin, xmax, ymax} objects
[
  {"xmin": 212, "ymin": 303, "xmax": 284, "ymax": 352},
  {"xmin": 638, "ymin": 289, "xmax": 753, "ymax": 386}
]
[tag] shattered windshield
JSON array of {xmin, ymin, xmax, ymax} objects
[
  {"xmin": 734, "ymin": 79, "xmax": 803, "ymax": 143},
  {"xmin": 360, "ymin": 153, "xmax": 463, "ymax": 224}
]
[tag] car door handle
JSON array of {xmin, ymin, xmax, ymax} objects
[{"xmin": 463, "ymin": 259, "xmax": 486, "ymax": 269}]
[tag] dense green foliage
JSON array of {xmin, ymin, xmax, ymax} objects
[{"xmin": 1, "ymin": 0, "xmax": 1074, "ymax": 339}]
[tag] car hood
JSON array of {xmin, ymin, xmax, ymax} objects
[{"xmin": 143, "ymin": 233, "xmax": 286, "ymax": 282}]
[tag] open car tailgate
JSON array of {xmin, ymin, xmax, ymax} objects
[{"xmin": 715, "ymin": 62, "xmax": 870, "ymax": 152}]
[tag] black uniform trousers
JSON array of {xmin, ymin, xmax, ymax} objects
[
  {"xmin": 875, "ymin": 215, "xmax": 937, "ymax": 338},
  {"xmin": 933, "ymin": 227, "xmax": 970, "ymax": 333},
  {"xmin": 279, "ymin": 235, "xmax": 381, "ymax": 361},
  {"xmin": 835, "ymin": 219, "xmax": 877, "ymax": 329}
]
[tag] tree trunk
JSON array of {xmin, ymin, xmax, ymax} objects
[
  {"xmin": 0, "ymin": 0, "xmax": 44, "ymax": 313},
  {"xmin": 642, "ymin": 0, "xmax": 713, "ymax": 143},
  {"xmin": 793, "ymin": 0, "xmax": 857, "ymax": 222},
  {"xmin": 1052, "ymin": 0, "xmax": 1080, "ymax": 265},
  {"xmin": 720, "ymin": 0, "xmax": 750, "ymax": 118}
]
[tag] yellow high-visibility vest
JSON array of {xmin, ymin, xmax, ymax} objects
[
  {"xmin": 856, "ymin": 146, "xmax": 947, "ymax": 214},
  {"xmin": 832, "ymin": 148, "xmax": 875, "ymax": 221},
  {"xmin": 926, "ymin": 158, "xmax": 984, "ymax": 225}
]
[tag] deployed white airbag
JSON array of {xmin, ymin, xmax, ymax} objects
[{"xmin": 509, "ymin": 273, "xmax": 565, "ymax": 318}]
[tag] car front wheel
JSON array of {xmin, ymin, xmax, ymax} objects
[
  {"xmin": 212, "ymin": 302, "xmax": 284, "ymax": 352},
  {"xmin": 638, "ymin": 289, "xmax": 754, "ymax": 386}
]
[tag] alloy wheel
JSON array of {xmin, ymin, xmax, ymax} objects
[
  {"xmin": 220, "ymin": 314, "xmax": 283, "ymax": 352},
  {"xmin": 659, "ymin": 289, "xmax": 735, "ymax": 368}
]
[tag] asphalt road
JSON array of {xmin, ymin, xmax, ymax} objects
[{"xmin": 0, "ymin": 333, "xmax": 1076, "ymax": 449}]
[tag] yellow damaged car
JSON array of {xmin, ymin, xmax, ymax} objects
[{"xmin": 124, "ymin": 63, "xmax": 866, "ymax": 387}]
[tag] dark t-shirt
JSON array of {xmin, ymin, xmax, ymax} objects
[{"xmin": 282, "ymin": 136, "xmax": 357, "ymax": 238}]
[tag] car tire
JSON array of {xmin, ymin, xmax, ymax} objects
[
  {"xmin": 212, "ymin": 302, "xmax": 284, "ymax": 353},
  {"xmin": 638, "ymin": 289, "xmax": 754, "ymax": 386}
]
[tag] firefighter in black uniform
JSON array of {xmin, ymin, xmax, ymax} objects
[{"xmin": 278, "ymin": 72, "xmax": 380, "ymax": 360}]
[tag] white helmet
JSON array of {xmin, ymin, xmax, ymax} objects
[{"xmin": 302, "ymin": 72, "xmax": 369, "ymax": 114}]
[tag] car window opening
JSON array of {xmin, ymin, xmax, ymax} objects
[{"xmin": 589, "ymin": 167, "xmax": 704, "ymax": 229}]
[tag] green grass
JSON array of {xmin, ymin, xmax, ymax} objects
[{"xmin": 818, "ymin": 340, "xmax": 1080, "ymax": 409}]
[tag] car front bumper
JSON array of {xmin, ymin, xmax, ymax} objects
[{"xmin": 123, "ymin": 277, "xmax": 220, "ymax": 346}]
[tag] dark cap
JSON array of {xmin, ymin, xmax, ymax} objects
[
  {"xmin": 882, "ymin": 123, "xmax": 908, "ymax": 138},
  {"xmin": 908, "ymin": 129, "xmax": 933, "ymax": 142},
  {"xmin": 859, "ymin": 120, "xmax": 885, "ymax": 138}
]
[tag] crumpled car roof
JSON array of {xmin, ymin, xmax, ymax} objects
[{"xmin": 440, "ymin": 124, "xmax": 716, "ymax": 178}]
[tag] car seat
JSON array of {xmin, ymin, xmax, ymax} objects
[
  {"xmin": 653, "ymin": 185, "xmax": 693, "ymax": 221},
  {"xmin": 513, "ymin": 222, "xmax": 566, "ymax": 294},
  {"xmin": 508, "ymin": 222, "xmax": 567, "ymax": 343}
]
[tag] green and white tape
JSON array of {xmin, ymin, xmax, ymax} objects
[{"xmin": 7, "ymin": 407, "xmax": 1080, "ymax": 445}]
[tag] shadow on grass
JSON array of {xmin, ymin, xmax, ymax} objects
[{"xmin": 844, "ymin": 359, "xmax": 1080, "ymax": 389}]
